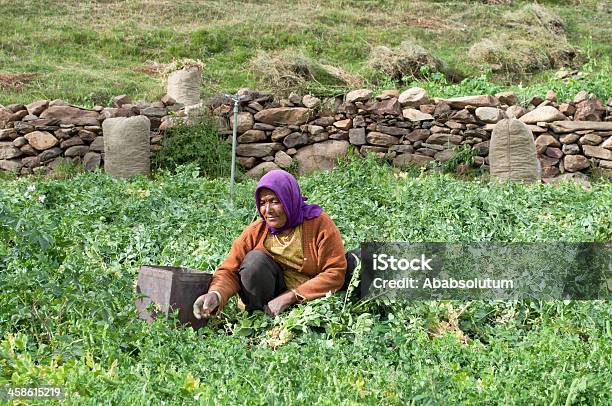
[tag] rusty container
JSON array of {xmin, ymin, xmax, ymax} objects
[{"xmin": 135, "ymin": 265, "xmax": 212, "ymax": 330}]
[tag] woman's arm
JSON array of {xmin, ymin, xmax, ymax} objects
[
  {"xmin": 294, "ymin": 214, "xmax": 347, "ymax": 301},
  {"xmin": 207, "ymin": 222, "xmax": 260, "ymax": 310}
]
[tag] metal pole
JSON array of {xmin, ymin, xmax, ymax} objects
[{"xmin": 230, "ymin": 95, "xmax": 239, "ymax": 199}]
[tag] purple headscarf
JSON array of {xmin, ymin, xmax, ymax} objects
[{"xmin": 255, "ymin": 170, "xmax": 322, "ymax": 235}]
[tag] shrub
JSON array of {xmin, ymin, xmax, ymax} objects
[{"xmin": 152, "ymin": 119, "xmax": 233, "ymax": 178}]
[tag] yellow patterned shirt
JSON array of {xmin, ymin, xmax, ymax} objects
[{"xmin": 263, "ymin": 224, "xmax": 310, "ymax": 290}]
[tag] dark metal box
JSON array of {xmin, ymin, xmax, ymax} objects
[{"xmin": 135, "ymin": 265, "xmax": 212, "ymax": 330}]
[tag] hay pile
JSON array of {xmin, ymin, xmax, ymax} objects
[
  {"xmin": 468, "ymin": 4, "xmax": 577, "ymax": 74},
  {"xmin": 248, "ymin": 48, "xmax": 361, "ymax": 96},
  {"xmin": 367, "ymin": 40, "xmax": 445, "ymax": 81}
]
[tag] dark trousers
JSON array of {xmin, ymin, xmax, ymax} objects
[{"xmin": 238, "ymin": 249, "xmax": 361, "ymax": 312}]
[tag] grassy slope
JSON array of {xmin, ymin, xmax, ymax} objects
[
  {"xmin": 0, "ymin": 0, "xmax": 610, "ymax": 106},
  {"xmin": 0, "ymin": 159, "xmax": 611, "ymax": 403}
]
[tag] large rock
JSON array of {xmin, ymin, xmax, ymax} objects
[
  {"xmin": 562, "ymin": 144, "xmax": 580, "ymax": 155},
  {"xmin": 549, "ymin": 121, "xmax": 612, "ymax": 133},
  {"xmin": 449, "ymin": 109, "xmax": 476, "ymax": 124},
  {"xmin": 405, "ymin": 129, "xmax": 431, "ymax": 142},
  {"xmin": 372, "ymin": 98, "xmax": 401, "ymax": 116},
  {"xmin": 393, "ymin": 153, "xmax": 434, "ymax": 168},
  {"xmin": 254, "ymin": 108, "xmax": 310, "ymax": 126},
  {"xmin": 89, "ymin": 137, "xmax": 105, "ymax": 152},
  {"xmin": 559, "ymin": 133, "xmax": 580, "ymax": 144},
  {"xmin": 534, "ymin": 134, "xmax": 561, "ymax": 153},
  {"xmin": 402, "ymin": 108, "xmax": 433, "ymax": 122},
  {"xmin": 0, "ymin": 107, "xmax": 15, "ymax": 127},
  {"xmin": 24, "ymin": 131, "xmax": 59, "ymax": 151},
  {"xmin": 0, "ymin": 143, "xmax": 23, "ymax": 159},
  {"xmin": 579, "ymin": 133, "xmax": 603, "ymax": 146},
  {"xmin": 302, "ymin": 95, "xmax": 321, "ymax": 108},
  {"xmin": 246, "ymin": 162, "xmax": 280, "ymax": 179},
  {"xmin": 348, "ymin": 128, "xmax": 366, "ymax": 145},
  {"xmin": 65, "ymin": 145, "xmax": 90, "ymax": 157},
  {"xmin": 293, "ymin": 140, "xmax": 349, "ymax": 174},
  {"xmin": 437, "ymin": 95, "xmax": 499, "ymax": 108},
  {"xmin": 238, "ymin": 157, "xmax": 256, "ymax": 169},
  {"xmin": 582, "ymin": 145, "xmax": 612, "ymax": 160},
  {"xmin": 271, "ymin": 127, "xmax": 292, "ymax": 141},
  {"xmin": 230, "ymin": 112, "xmax": 254, "ymax": 133},
  {"xmin": 283, "ymin": 132, "xmax": 308, "ymax": 148},
  {"xmin": 434, "ymin": 149, "xmax": 456, "ymax": 162},
  {"xmin": 83, "ymin": 152, "xmax": 101, "ymax": 172},
  {"xmin": 426, "ymin": 133, "xmax": 462, "ymax": 145},
  {"xmin": 563, "ymin": 155, "xmax": 590, "ymax": 172},
  {"xmin": 346, "ymin": 89, "xmax": 372, "ymax": 103},
  {"xmin": 12, "ymin": 137, "xmax": 27, "ymax": 148},
  {"xmin": 26, "ymin": 100, "xmax": 49, "ymax": 116},
  {"xmin": 398, "ymin": 87, "xmax": 428, "ymax": 107},
  {"xmin": 495, "ymin": 92, "xmax": 518, "ymax": 106},
  {"xmin": 366, "ymin": 132, "xmax": 399, "ymax": 147},
  {"xmin": 599, "ymin": 160, "xmax": 612, "ymax": 170},
  {"xmin": 274, "ymin": 150, "xmax": 293, "ymax": 169},
  {"xmin": 333, "ymin": 119, "xmax": 352, "ymax": 130},
  {"xmin": 475, "ymin": 107, "xmax": 505, "ymax": 123},
  {"xmin": 60, "ymin": 136, "xmax": 84, "ymax": 149},
  {"xmin": 39, "ymin": 147, "xmax": 62, "ymax": 163},
  {"xmin": 519, "ymin": 106, "xmax": 567, "ymax": 124},
  {"xmin": 142, "ymin": 106, "xmax": 167, "ymax": 118},
  {"xmin": 574, "ymin": 98, "xmax": 604, "ymax": 121},
  {"xmin": 506, "ymin": 105, "xmax": 527, "ymax": 119},
  {"xmin": 40, "ymin": 105, "xmax": 100, "ymax": 126},
  {"xmin": 0, "ymin": 159, "xmax": 22, "ymax": 172},
  {"xmin": 112, "ymin": 94, "xmax": 132, "ymax": 108},
  {"xmin": 238, "ymin": 129, "xmax": 267, "ymax": 143},
  {"xmin": 0, "ymin": 128, "xmax": 17, "ymax": 141},
  {"xmin": 236, "ymin": 143, "xmax": 283, "ymax": 158}
]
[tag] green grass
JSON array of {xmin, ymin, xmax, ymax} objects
[
  {"xmin": 0, "ymin": 0, "xmax": 610, "ymax": 106},
  {"xmin": 1, "ymin": 158, "xmax": 611, "ymax": 403}
]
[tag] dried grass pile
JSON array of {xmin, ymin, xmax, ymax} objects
[
  {"xmin": 248, "ymin": 48, "xmax": 361, "ymax": 96},
  {"xmin": 468, "ymin": 4, "xmax": 577, "ymax": 74},
  {"xmin": 367, "ymin": 40, "xmax": 445, "ymax": 81}
]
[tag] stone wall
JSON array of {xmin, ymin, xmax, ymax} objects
[
  {"xmin": 210, "ymin": 88, "xmax": 612, "ymax": 179},
  {"xmin": 1, "ymin": 89, "xmax": 611, "ymax": 179},
  {"xmin": 0, "ymin": 95, "xmax": 178, "ymax": 175}
]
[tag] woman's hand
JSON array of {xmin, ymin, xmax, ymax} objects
[
  {"xmin": 193, "ymin": 292, "xmax": 220, "ymax": 319},
  {"xmin": 265, "ymin": 291, "xmax": 298, "ymax": 317}
]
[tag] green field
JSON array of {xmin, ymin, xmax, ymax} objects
[
  {"xmin": 0, "ymin": 0, "xmax": 610, "ymax": 106},
  {"xmin": 1, "ymin": 158, "xmax": 611, "ymax": 403},
  {"xmin": 1, "ymin": 1, "xmax": 612, "ymax": 404}
]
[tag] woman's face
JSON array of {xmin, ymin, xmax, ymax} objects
[{"xmin": 258, "ymin": 188, "xmax": 287, "ymax": 229}]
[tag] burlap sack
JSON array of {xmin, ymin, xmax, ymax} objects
[
  {"xmin": 103, "ymin": 115, "xmax": 150, "ymax": 178},
  {"xmin": 490, "ymin": 118, "xmax": 540, "ymax": 182},
  {"xmin": 166, "ymin": 67, "xmax": 201, "ymax": 107}
]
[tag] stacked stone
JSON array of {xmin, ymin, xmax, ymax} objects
[
  {"xmin": 221, "ymin": 88, "xmax": 611, "ymax": 178},
  {"xmin": 0, "ymin": 94, "xmax": 181, "ymax": 175},
  {"xmin": 1, "ymin": 88, "xmax": 610, "ymax": 178}
]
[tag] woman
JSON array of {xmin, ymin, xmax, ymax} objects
[{"xmin": 193, "ymin": 169, "xmax": 354, "ymax": 318}]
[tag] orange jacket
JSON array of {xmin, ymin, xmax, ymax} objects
[{"xmin": 208, "ymin": 212, "xmax": 347, "ymax": 310}]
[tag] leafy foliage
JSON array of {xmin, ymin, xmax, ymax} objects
[
  {"xmin": 152, "ymin": 120, "xmax": 234, "ymax": 178},
  {"xmin": 0, "ymin": 158, "xmax": 610, "ymax": 403}
]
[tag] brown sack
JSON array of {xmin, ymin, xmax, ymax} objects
[
  {"xmin": 103, "ymin": 115, "xmax": 150, "ymax": 178},
  {"xmin": 490, "ymin": 118, "xmax": 540, "ymax": 182},
  {"xmin": 166, "ymin": 67, "xmax": 202, "ymax": 107}
]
